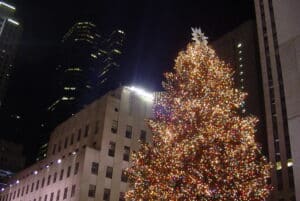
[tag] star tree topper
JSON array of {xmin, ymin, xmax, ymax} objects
[{"xmin": 191, "ymin": 27, "xmax": 208, "ymax": 45}]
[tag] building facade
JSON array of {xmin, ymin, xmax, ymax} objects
[
  {"xmin": 211, "ymin": 21, "xmax": 267, "ymax": 151},
  {"xmin": 0, "ymin": 86, "xmax": 154, "ymax": 201},
  {"xmin": 0, "ymin": 1, "xmax": 21, "ymax": 107},
  {"xmin": 254, "ymin": 0, "xmax": 299, "ymax": 200}
]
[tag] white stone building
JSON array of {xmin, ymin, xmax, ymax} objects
[
  {"xmin": 0, "ymin": 86, "xmax": 154, "ymax": 201},
  {"xmin": 255, "ymin": 0, "xmax": 300, "ymax": 200}
]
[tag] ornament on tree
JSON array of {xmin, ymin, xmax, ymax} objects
[
  {"xmin": 126, "ymin": 28, "xmax": 272, "ymax": 201},
  {"xmin": 191, "ymin": 27, "xmax": 208, "ymax": 45}
]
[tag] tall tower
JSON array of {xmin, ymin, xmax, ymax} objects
[
  {"xmin": 47, "ymin": 22, "xmax": 125, "ymax": 129},
  {"xmin": 36, "ymin": 22, "xmax": 125, "ymax": 161},
  {"xmin": 254, "ymin": 0, "xmax": 300, "ymax": 200},
  {"xmin": 0, "ymin": 1, "xmax": 21, "ymax": 107}
]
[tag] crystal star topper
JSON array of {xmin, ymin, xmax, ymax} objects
[{"xmin": 191, "ymin": 27, "xmax": 208, "ymax": 45}]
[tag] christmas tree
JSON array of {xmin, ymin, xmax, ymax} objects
[{"xmin": 126, "ymin": 28, "xmax": 272, "ymax": 201}]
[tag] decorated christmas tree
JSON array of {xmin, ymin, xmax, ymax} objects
[{"xmin": 126, "ymin": 28, "xmax": 272, "ymax": 201}]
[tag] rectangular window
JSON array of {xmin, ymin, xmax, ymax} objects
[
  {"xmin": 53, "ymin": 172, "xmax": 57, "ymax": 183},
  {"xmin": 26, "ymin": 185, "xmax": 29, "ymax": 194},
  {"xmin": 36, "ymin": 180, "xmax": 40, "ymax": 190},
  {"xmin": 41, "ymin": 177, "xmax": 45, "ymax": 188},
  {"xmin": 91, "ymin": 162, "xmax": 99, "ymax": 175},
  {"xmin": 39, "ymin": 196, "xmax": 42, "ymax": 201},
  {"xmin": 64, "ymin": 137, "xmax": 68, "ymax": 149},
  {"xmin": 74, "ymin": 162, "xmax": 79, "ymax": 175},
  {"xmin": 21, "ymin": 186, "xmax": 25, "ymax": 196},
  {"xmin": 52, "ymin": 144, "xmax": 56, "ymax": 155},
  {"xmin": 56, "ymin": 190, "xmax": 60, "ymax": 201},
  {"xmin": 94, "ymin": 120, "xmax": 99, "ymax": 134},
  {"xmin": 88, "ymin": 184, "xmax": 96, "ymax": 198},
  {"xmin": 31, "ymin": 182, "xmax": 34, "ymax": 192},
  {"xmin": 44, "ymin": 194, "xmax": 48, "ymax": 201},
  {"xmin": 77, "ymin": 129, "xmax": 81, "ymax": 141},
  {"xmin": 121, "ymin": 170, "xmax": 128, "ymax": 182},
  {"xmin": 111, "ymin": 120, "xmax": 118, "ymax": 133},
  {"xmin": 123, "ymin": 146, "xmax": 130, "ymax": 161},
  {"xmin": 108, "ymin": 141, "xmax": 116, "ymax": 157},
  {"xmin": 60, "ymin": 169, "xmax": 64, "ymax": 180},
  {"xmin": 106, "ymin": 166, "xmax": 113, "ymax": 178},
  {"xmin": 125, "ymin": 125, "xmax": 132, "ymax": 138},
  {"xmin": 103, "ymin": 188, "xmax": 110, "ymax": 201},
  {"xmin": 67, "ymin": 166, "xmax": 71, "ymax": 178},
  {"xmin": 63, "ymin": 187, "xmax": 68, "ymax": 200},
  {"xmin": 58, "ymin": 141, "xmax": 61, "ymax": 152},
  {"xmin": 50, "ymin": 192, "xmax": 54, "ymax": 201},
  {"xmin": 17, "ymin": 188, "xmax": 20, "ymax": 197},
  {"xmin": 140, "ymin": 130, "xmax": 146, "ymax": 142},
  {"xmin": 47, "ymin": 175, "xmax": 51, "ymax": 185},
  {"xmin": 84, "ymin": 125, "xmax": 89, "ymax": 137},
  {"xmin": 71, "ymin": 185, "xmax": 76, "ymax": 197},
  {"xmin": 70, "ymin": 133, "xmax": 74, "ymax": 145}
]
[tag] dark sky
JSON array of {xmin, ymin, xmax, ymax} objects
[{"xmin": 4, "ymin": 0, "xmax": 254, "ymax": 164}]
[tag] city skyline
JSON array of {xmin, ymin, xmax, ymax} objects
[{"xmin": 0, "ymin": 0, "xmax": 299, "ymax": 200}]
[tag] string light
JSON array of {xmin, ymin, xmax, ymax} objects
[{"xmin": 126, "ymin": 35, "xmax": 271, "ymax": 200}]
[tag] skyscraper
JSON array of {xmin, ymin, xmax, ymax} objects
[
  {"xmin": 36, "ymin": 22, "xmax": 125, "ymax": 161},
  {"xmin": 47, "ymin": 21, "xmax": 125, "ymax": 129},
  {"xmin": 254, "ymin": 0, "xmax": 300, "ymax": 200},
  {"xmin": 0, "ymin": 1, "xmax": 21, "ymax": 107}
]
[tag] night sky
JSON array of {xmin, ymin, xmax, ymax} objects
[{"xmin": 4, "ymin": 0, "xmax": 254, "ymax": 164}]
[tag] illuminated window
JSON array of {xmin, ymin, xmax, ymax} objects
[
  {"xmin": 91, "ymin": 53, "xmax": 97, "ymax": 59},
  {"xmin": 276, "ymin": 161, "xmax": 282, "ymax": 170},
  {"xmin": 287, "ymin": 158, "xmax": 293, "ymax": 167},
  {"xmin": 113, "ymin": 49, "xmax": 122, "ymax": 54}
]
